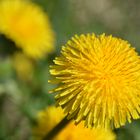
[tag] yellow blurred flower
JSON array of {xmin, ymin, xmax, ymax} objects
[
  {"xmin": 33, "ymin": 106, "xmax": 65, "ymax": 140},
  {"xmin": 33, "ymin": 106, "xmax": 116, "ymax": 140},
  {"xmin": 50, "ymin": 33, "xmax": 140, "ymax": 128},
  {"xmin": 12, "ymin": 52, "xmax": 34, "ymax": 81},
  {"xmin": 57, "ymin": 123, "xmax": 116, "ymax": 140},
  {"xmin": 0, "ymin": 0, "xmax": 54, "ymax": 58}
]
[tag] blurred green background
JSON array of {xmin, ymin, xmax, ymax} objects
[{"xmin": 1, "ymin": 0, "xmax": 140, "ymax": 139}]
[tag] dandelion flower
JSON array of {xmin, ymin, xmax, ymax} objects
[
  {"xmin": 33, "ymin": 106, "xmax": 116, "ymax": 140},
  {"xmin": 33, "ymin": 106, "xmax": 65, "ymax": 139},
  {"xmin": 12, "ymin": 53, "xmax": 34, "ymax": 81},
  {"xmin": 50, "ymin": 33, "xmax": 140, "ymax": 128},
  {"xmin": 56, "ymin": 123, "xmax": 116, "ymax": 140},
  {"xmin": 0, "ymin": 0, "xmax": 54, "ymax": 58}
]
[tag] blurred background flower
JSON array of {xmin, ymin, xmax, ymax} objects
[
  {"xmin": 12, "ymin": 53, "xmax": 34, "ymax": 81},
  {"xmin": 0, "ymin": 0, "xmax": 55, "ymax": 58},
  {"xmin": 33, "ymin": 106, "xmax": 65, "ymax": 139},
  {"xmin": 33, "ymin": 106, "xmax": 116, "ymax": 140}
]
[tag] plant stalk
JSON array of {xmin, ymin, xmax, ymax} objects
[{"xmin": 43, "ymin": 116, "xmax": 71, "ymax": 140}]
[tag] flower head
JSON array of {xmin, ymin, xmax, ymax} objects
[
  {"xmin": 33, "ymin": 106, "xmax": 116, "ymax": 140},
  {"xmin": 50, "ymin": 33, "xmax": 140, "ymax": 128},
  {"xmin": 0, "ymin": 0, "xmax": 54, "ymax": 58},
  {"xmin": 12, "ymin": 53, "xmax": 34, "ymax": 81},
  {"xmin": 33, "ymin": 106, "xmax": 65, "ymax": 139},
  {"xmin": 56, "ymin": 123, "xmax": 116, "ymax": 140}
]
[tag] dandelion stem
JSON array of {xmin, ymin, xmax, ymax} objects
[{"xmin": 43, "ymin": 116, "xmax": 71, "ymax": 140}]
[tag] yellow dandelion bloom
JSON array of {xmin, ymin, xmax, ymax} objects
[
  {"xmin": 33, "ymin": 106, "xmax": 65, "ymax": 139},
  {"xmin": 12, "ymin": 53, "xmax": 34, "ymax": 81},
  {"xmin": 0, "ymin": 0, "xmax": 54, "ymax": 58},
  {"xmin": 33, "ymin": 106, "xmax": 116, "ymax": 140},
  {"xmin": 50, "ymin": 33, "xmax": 140, "ymax": 129},
  {"xmin": 56, "ymin": 123, "xmax": 116, "ymax": 140}
]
